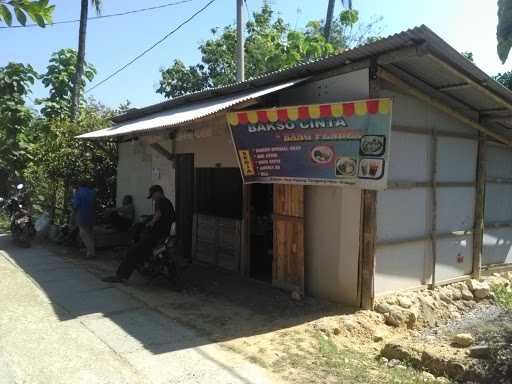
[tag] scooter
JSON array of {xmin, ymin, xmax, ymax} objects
[
  {"xmin": 136, "ymin": 222, "xmax": 183, "ymax": 290},
  {"xmin": 0, "ymin": 184, "xmax": 36, "ymax": 247}
]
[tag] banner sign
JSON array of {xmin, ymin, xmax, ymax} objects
[{"xmin": 227, "ymin": 98, "xmax": 392, "ymax": 190}]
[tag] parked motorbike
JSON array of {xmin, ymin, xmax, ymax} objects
[
  {"xmin": 0, "ymin": 184, "xmax": 36, "ymax": 247},
  {"xmin": 136, "ymin": 223, "xmax": 183, "ymax": 290}
]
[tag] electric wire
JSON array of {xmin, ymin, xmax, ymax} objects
[
  {"xmin": 85, "ymin": 0, "xmax": 217, "ymax": 94},
  {"xmin": 0, "ymin": 0, "xmax": 193, "ymax": 29},
  {"xmin": 244, "ymin": 0, "xmax": 251, "ymax": 20}
]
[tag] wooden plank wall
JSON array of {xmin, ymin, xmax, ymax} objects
[{"xmin": 273, "ymin": 184, "xmax": 305, "ymax": 293}]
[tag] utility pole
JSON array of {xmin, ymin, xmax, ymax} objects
[
  {"xmin": 236, "ymin": 0, "xmax": 245, "ymax": 82},
  {"xmin": 324, "ymin": 0, "xmax": 335, "ymax": 41}
]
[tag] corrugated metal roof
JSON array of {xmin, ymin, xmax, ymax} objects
[
  {"xmin": 81, "ymin": 25, "xmax": 512, "ymax": 140},
  {"xmin": 78, "ymin": 79, "xmax": 304, "ymax": 139}
]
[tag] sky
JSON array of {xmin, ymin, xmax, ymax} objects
[{"xmin": 0, "ymin": 0, "xmax": 510, "ymax": 109}]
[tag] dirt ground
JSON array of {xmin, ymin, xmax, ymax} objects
[{"xmin": 45, "ymin": 240, "xmax": 511, "ymax": 384}]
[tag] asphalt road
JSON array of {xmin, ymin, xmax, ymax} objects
[{"xmin": 0, "ymin": 234, "xmax": 279, "ymax": 384}]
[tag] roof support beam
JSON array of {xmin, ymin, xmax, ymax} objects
[
  {"xmin": 438, "ymin": 83, "xmax": 472, "ymax": 92},
  {"xmin": 385, "ymin": 63, "xmax": 478, "ymax": 113},
  {"xmin": 380, "ymin": 67, "xmax": 512, "ymax": 146},
  {"xmin": 309, "ymin": 43, "xmax": 428, "ymax": 84},
  {"xmin": 376, "ymin": 43, "xmax": 429, "ymax": 65},
  {"xmin": 481, "ymin": 114, "xmax": 512, "ymax": 123},
  {"xmin": 427, "ymin": 53, "xmax": 512, "ymax": 113}
]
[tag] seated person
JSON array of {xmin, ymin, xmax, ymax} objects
[
  {"xmin": 104, "ymin": 195, "xmax": 135, "ymax": 231},
  {"xmin": 102, "ymin": 185, "xmax": 175, "ymax": 283}
]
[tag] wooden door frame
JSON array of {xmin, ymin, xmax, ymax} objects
[
  {"xmin": 175, "ymin": 153, "xmax": 195, "ymax": 260},
  {"xmin": 240, "ymin": 184, "xmax": 251, "ymax": 277},
  {"xmin": 358, "ymin": 59, "xmax": 379, "ymax": 310}
]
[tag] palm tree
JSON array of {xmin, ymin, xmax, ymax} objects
[{"xmin": 70, "ymin": 0, "xmax": 102, "ymax": 120}]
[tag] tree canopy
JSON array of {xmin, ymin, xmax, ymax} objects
[
  {"xmin": 497, "ymin": 0, "xmax": 512, "ymax": 63},
  {"xmin": 37, "ymin": 48, "xmax": 96, "ymax": 119},
  {"xmin": 0, "ymin": 0, "xmax": 54, "ymax": 27},
  {"xmin": 0, "ymin": 49, "xmax": 119, "ymax": 220},
  {"xmin": 157, "ymin": 4, "xmax": 382, "ymax": 98},
  {"xmin": 0, "ymin": 62, "xmax": 37, "ymax": 180}
]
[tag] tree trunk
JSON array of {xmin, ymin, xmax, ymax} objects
[
  {"xmin": 70, "ymin": 0, "xmax": 89, "ymax": 121},
  {"xmin": 324, "ymin": 0, "xmax": 336, "ymax": 41}
]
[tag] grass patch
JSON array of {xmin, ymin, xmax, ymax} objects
[
  {"xmin": 493, "ymin": 284, "xmax": 512, "ymax": 310},
  {"xmin": 314, "ymin": 334, "xmax": 447, "ymax": 384}
]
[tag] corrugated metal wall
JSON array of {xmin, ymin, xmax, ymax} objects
[
  {"xmin": 483, "ymin": 143, "xmax": 512, "ymax": 265},
  {"xmin": 375, "ymin": 88, "xmax": 478, "ymax": 294},
  {"xmin": 278, "ymin": 69, "xmax": 368, "ymax": 305}
]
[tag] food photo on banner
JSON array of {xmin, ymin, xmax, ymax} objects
[{"xmin": 227, "ymin": 98, "xmax": 392, "ymax": 190}]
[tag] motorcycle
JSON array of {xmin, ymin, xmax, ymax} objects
[
  {"xmin": 136, "ymin": 222, "xmax": 183, "ymax": 290},
  {"xmin": 0, "ymin": 184, "xmax": 36, "ymax": 247}
]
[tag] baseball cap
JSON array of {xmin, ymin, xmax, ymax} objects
[{"xmin": 147, "ymin": 185, "xmax": 163, "ymax": 199}]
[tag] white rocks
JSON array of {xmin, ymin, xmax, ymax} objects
[
  {"xmin": 449, "ymin": 311, "xmax": 462, "ymax": 320},
  {"xmin": 385, "ymin": 310, "xmax": 405, "ymax": 328},
  {"xmin": 341, "ymin": 318, "xmax": 357, "ymax": 332},
  {"xmin": 488, "ymin": 275, "xmax": 509, "ymax": 287},
  {"xmin": 452, "ymin": 333, "xmax": 474, "ymax": 348},
  {"xmin": 384, "ymin": 308, "xmax": 417, "ymax": 329},
  {"xmin": 450, "ymin": 288, "xmax": 462, "ymax": 301},
  {"xmin": 398, "ymin": 296, "xmax": 413, "ymax": 309},
  {"xmin": 421, "ymin": 371, "xmax": 436, "ymax": 381},
  {"xmin": 387, "ymin": 359, "xmax": 401, "ymax": 368},
  {"xmin": 373, "ymin": 327, "xmax": 388, "ymax": 342},
  {"xmin": 374, "ymin": 302, "xmax": 392, "ymax": 314},
  {"xmin": 438, "ymin": 291, "xmax": 452, "ymax": 304},
  {"xmin": 467, "ymin": 280, "xmax": 491, "ymax": 299},
  {"xmin": 461, "ymin": 287, "xmax": 474, "ymax": 301},
  {"xmin": 386, "ymin": 297, "xmax": 398, "ymax": 305}
]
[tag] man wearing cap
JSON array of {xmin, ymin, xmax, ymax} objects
[{"xmin": 102, "ymin": 185, "xmax": 175, "ymax": 283}]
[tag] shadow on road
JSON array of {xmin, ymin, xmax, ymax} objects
[{"xmin": 0, "ymin": 234, "xmax": 353, "ymax": 358}]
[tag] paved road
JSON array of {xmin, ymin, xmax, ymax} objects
[{"xmin": 0, "ymin": 234, "xmax": 279, "ymax": 384}]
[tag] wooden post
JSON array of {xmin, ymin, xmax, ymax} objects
[
  {"xmin": 430, "ymin": 127, "xmax": 438, "ymax": 289},
  {"xmin": 360, "ymin": 190, "xmax": 377, "ymax": 309},
  {"xmin": 472, "ymin": 133, "xmax": 487, "ymax": 279},
  {"xmin": 359, "ymin": 60, "xmax": 379, "ymax": 310},
  {"xmin": 240, "ymin": 184, "xmax": 251, "ymax": 277}
]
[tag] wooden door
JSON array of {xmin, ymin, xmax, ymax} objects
[
  {"xmin": 273, "ymin": 184, "xmax": 304, "ymax": 293},
  {"xmin": 175, "ymin": 153, "xmax": 194, "ymax": 259}
]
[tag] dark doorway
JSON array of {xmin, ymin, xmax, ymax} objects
[
  {"xmin": 175, "ymin": 153, "xmax": 194, "ymax": 259},
  {"xmin": 250, "ymin": 183, "xmax": 273, "ymax": 282}
]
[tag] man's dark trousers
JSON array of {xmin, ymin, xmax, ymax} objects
[{"xmin": 116, "ymin": 233, "xmax": 161, "ymax": 279}]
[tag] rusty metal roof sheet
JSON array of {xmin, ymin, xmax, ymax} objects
[
  {"xmin": 82, "ymin": 25, "xmax": 512, "ymax": 139},
  {"xmin": 78, "ymin": 79, "xmax": 304, "ymax": 139}
]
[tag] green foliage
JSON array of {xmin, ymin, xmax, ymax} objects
[
  {"xmin": 37, "ymin": 48, "xmax": 96, "ymax": 119},
  {"xmin": 0, "ymin": 62, "xmax": 38, "ymax": 181},
  {"xmin": 0, "ymin": 0, "xmax": 54, "ymax": 27},
  {"xmin": 1, "ymin": 49, "xmax": 115, "ymax": 222},
  {"xmin": 497, "ymin": 0, "xmax": 512, "ymax": 63},
  {"xmin": 493, "ymin": 283, "xmax": 512, "ymax": 309},
  {"xmin": 495, "ymin": 71, "xmax": 512, "ymax": 90},
  {"xmin": 90, "ymin": 0, "xmax": 102, "ymax": 15},
  {"xmin": 157, "ymin": 4, "xmax": 382, "ymax": 98},
  {"xmin": 315, "ymin": 334, "xmax": 444, "ymax": 383},
  {"xmin": 23, "ymin": 99, "xmax": 118, "ymax": 215},
  {"xmin": 461, "ymin": 51, "xmax": 474, "ymax": 62}
]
